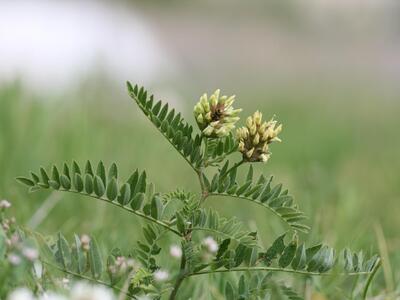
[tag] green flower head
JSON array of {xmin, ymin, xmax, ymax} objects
[
  {"xmin": 236, "ymin": 111, "xmax": 282, "ymax": 163},
  {"xmin": 194, "ymin": 89, "xmax": 242, "ymax": 138}
]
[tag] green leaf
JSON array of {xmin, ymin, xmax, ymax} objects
[
  {"xmin": 236, "ymin": 181, "xmax": 252, "ymax": 196},
  {"xmin": 52, "ymin": 165, "xmax": 60, "ymax": 184},
  {"xmin": 85, "ymin": 160, "xmax": 94, "ymax": 175},
  {"xmin": 40, "ymin": 167, "xmax": 50, "ymax": 188},
  {"xmin": 60, "ymin": 175, "xmax": 71, "ymax": 190},
  {"xmin": 238, "ymin": 275, "xmax": 247, "ymax": 298},
  {"xmin": 265, "ymin": 233, "xmax": 286, "ymax": 265},
  {"xmin": 118, "ymin": 183, "xmax": 131, "ymax": 205},
  {"xmin": 292, "ymin": 244, "xmax": 307, "ymax": 270},
  {"xmin": 279, "ymin": 241, "xmax": 297, "ymax": 268},
  {"xmin": 48, "ymin": 180, "xmax": 60, "ymax": 190},
  {"xmin": 73, "ymin": 234, "xmax": 86, "ymax": 274},
  {"xmin": 56, "ymin": 233, "xmax": 72, "ymax": 269},
  {"xmin": 73, "ymin": 173, "xmax": 84, "ymax": 192},
  {"xmin": 94, "ymin": 175, "xmax": 105, "ymax": 197},
  {"xmin": 88, "ymin": 237, "xmax": 103, "ymax": 279},
  {"xmin": 31, "ymin": 172, "xmax": 40, "ymax": 184},
  {"xmin": 150, "ymin": 196, "xmax": 163, "ymax": 219},
  {"xmin": 72, "ymin": 161, "xmax": 81, "ymax": 175},
  {"xmin": 16, "ymin": 177, "xmax": 35, "ymax": 187},
  {"xmin": 131, "ymin": 193, "xmax": 145, "ymax": 210},
  {"xmin": 135, "ymin": 171, "xmax": 147, "ymax": 195},
  {"xmin": 63, "ymin": 163, "xmax": 70, "ymax": 179},
  {"xmin": 96, "ymin": 161, "xmax": 106, "ymax": 185},
  {"xmin": 106, "ymin": 178, "xmax": 118, "ymax": 200},
  {"xmin": 84, "ymin": 174, "xmax": 94, "ymax": 194},
  {"xmin": 176, "ymin": 212, "xmax": 186, "ymax": 234},
  {"xmin": 108, "ymin": 163, "xmax": 118, "ymax": 180},
  {"xmin": 225, "ymin": 282, "xmax": 235, "ymax": 299}
]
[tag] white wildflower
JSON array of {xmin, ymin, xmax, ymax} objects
[
  {"xmin": 8, "ymin": 253, "xmax": 22, "ymax": 265},
  {"xmin": 7, "ymin": 288, "xmax": 35, "ymax": 300},
  {"xmin": 203, "ymin": 236, "xmax": 219, "ymax": 253},
  {"xmin": 70, "ymin": 282, "xmax": 115, "ymax": 300},
  {"xmin": 22, "ymin": 247, "xmax": 39, "ymax": 261},
  {"xmin": 0, "ymin": 199, "xmax": 11, "ymax": 209},
  {"xmin": 80, "ymin": 234, "xmax": 91, "ymax": 251},
  {"xmin": 169, "ymin": 245, "xmax": 182, "ymax": 259},
  {"xmin": 39, "ymin": 292, "xmax": 68, "ymax": 300},
  {"xmin": 153, "ymin": 269, "xmax": 169, "ymax": 282}
]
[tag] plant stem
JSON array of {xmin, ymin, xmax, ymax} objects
[
  {"xmin": 362, "ymin": 258, "xmax": 381, "ymax": 300},
  {"xmin": 169, "ymin": 245, "xmax": 187, "ymax": 300},
  {"xmin": 189, "ymin": 267, "xmax": 376, "ymax": 277}
]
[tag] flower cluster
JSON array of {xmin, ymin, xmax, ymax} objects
[
  {"xmin": 193, "ymin": 89, "xmax": 241, "ymax": 138},
  {"xmin": 236, "ymin": 111, "xmax": 282, "ymax": 162}
]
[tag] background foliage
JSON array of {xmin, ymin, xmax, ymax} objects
[{"xmin": 1, "ymin": 78, "xmax": 399, "ymax": 298}]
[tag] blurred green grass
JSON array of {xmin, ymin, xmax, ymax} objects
[{"xmin": 1, "ymin": 81, "xmax": 399, "ymax": 296}]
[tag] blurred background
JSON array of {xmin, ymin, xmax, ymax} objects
[{"xmin": 1, "ymin": 0, "xmax": 399, "ymax": 298}]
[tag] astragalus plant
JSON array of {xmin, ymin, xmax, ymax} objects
[{"xmin": 16, "ymin": 83, "xmax": 381, "ymax": 299}]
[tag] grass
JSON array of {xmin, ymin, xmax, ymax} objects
[{"xmin": 1, "ymin": 80, "xmax": 399, "ymax": 298}]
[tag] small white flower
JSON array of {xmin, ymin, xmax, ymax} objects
[
  {"xmin": 61, "ymin": 278, "xmax": 70, "ymax": 289},
  {"xmin": 8, "ymin": 253, "xmax": 22, "ymax": 265},
  {"xmin": 80, "ymin": 235, "xmax": 91, "ymax": 251},
  {"xmin": 7, "ymin": 288, "xmax": 35, "ymax": 300},
  {"xmin": 39, "ymin": 292, "xmax": 67, "ymax": 300},
  {"xmin": 0, "ymin": 199, "xmax": 11, "ymax": 209},
  {"xmin": 22, "ymin": 247, "xmax": 39, "ymax": 261},
  {"xmin": 169, "ymin": 245, "xmax": 182, "ymax": 259},
  {"xmin": 70, "ymin": 282, "xmax": 115, "ymax": 300},
  {"xmin": 203, "ymin": 236, "xmax": 219, "ymax": 253},
  {"xmin": 153, "ymin": 269, "xmax": 169, "ymax": 282}
]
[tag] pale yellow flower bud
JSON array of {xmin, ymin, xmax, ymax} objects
[
  {"xmin": 246, "ymin": 116, "xmax": 253, "ymax": 128},
  {"xmin": 203, "ymin": 126, "xmax": 214, "ymax": 136},
  {"xmin": 239, "ymin": 141, "xmax": 245, "ymax": 152},
  {"xmin": 250, "ymin": 124, "xmax": 257, "ymax": 136},
  {"xmin": 205, "ymin": 111, "xmax": 212, "ymax": 122},
  {"xmin": 197, "ymin": 114, "xmax": 204, "ymax": 125},
  {"xmin": 253, "ymin": 133, "xmax": 260, "ymax": 145},
  {"xmin": 253, "ymin": 111, "xmax": 262, "ymax": 125},
  {"xmin": 246, "ymin": 148, "xmax": 255, "ymax": 158}
]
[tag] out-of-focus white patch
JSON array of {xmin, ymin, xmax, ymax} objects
[
  {"xmin": 7, "ymin": 288, "xmax": 35, "ymax": 300},
  {"xmin": 153, "ymin": 269, "xmax": 169, "ymax": 282},
  {"xmin": 70, "ymin": 282, "xmax": 115, "ymax": 300},
  {"xmin": 0, "ymin": 0, "xmax": 177, "ymax": 91},
  {"xmin": 169, "ymin": 244, "xmax": 183, "ymax": 258}
]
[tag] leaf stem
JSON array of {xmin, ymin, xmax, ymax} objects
[
  {"xmin": 362, "ymin": 258, "xmax": 381, "ymax": 300},
  {"xmin": 42, "ymin": 260, "xmax": 136, "ymax": 299},
  {"xmin": 189, "ymin": 267, "xmax": 376, "ymax": 277},
  {"xmin": 169, "ymin": 242, "xmax": 188, "ymax": 300},
  {"xmin": 51, "ymin": 189, "xmax": 181, "ymax": 236}
]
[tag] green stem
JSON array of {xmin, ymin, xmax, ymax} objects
[
  {"xmin": 169, "ymin": 243, "xmax": 188, "ymax": 300},
  {"xmin": 362, "ymin": 258, "xmax": 381, "ymax": 300},
  {"xmin": 189, "ymin": 267, "xmax": 376, "ymax": 277},
  {"xmin": 51, "ymin": 189, "xmax": 181, "ymax": 236},
  {"xmin": 42, "ymin": 260, "xmax": 136, "ymax": 299}
]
